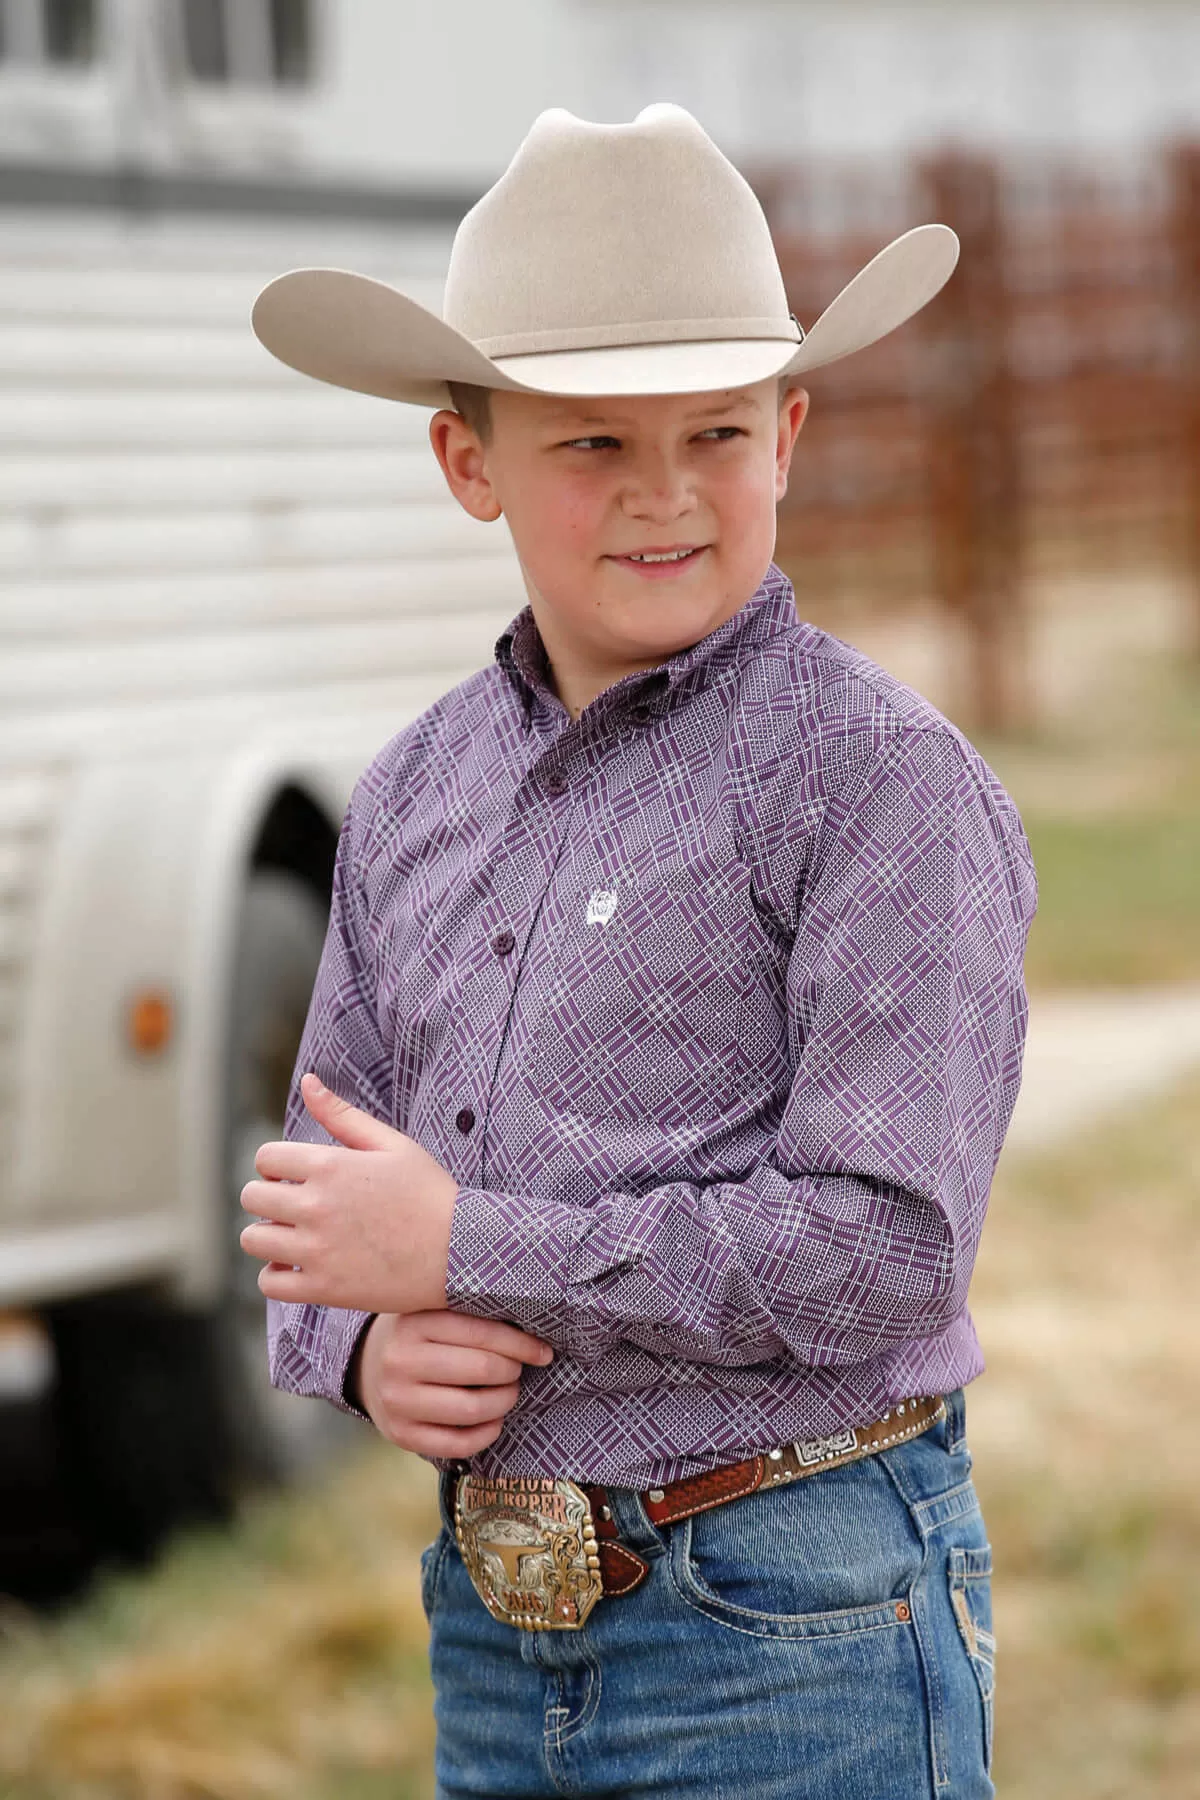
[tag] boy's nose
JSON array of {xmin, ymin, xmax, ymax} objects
[{"xmin": 621, "ymin": 454, "xmax": 697, "ymax": 521}]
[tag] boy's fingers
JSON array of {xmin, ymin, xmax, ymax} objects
[
  {"xmin": 239, "ymin": 1178, "xmax": 305, "ymax": 1223},
  {"xmin": 410, "ymin": 1381, "xmax": 520, "ymax": 1428},
  {"xmin": 256, "ymin": 1262, "xmax": 311, "ymax": 1301},
  {"xmin": 395, "ymin": 1420, "xmax": 504, "ymax": 1460},
  {"xmin": 421, "ymin": 1312, "xmax": 554, "ymax": 1364},
  {"xmin": 240, "ymin": 1220, "xmax": 298, "ymax": 1263},
  {"xmin": 300, "ymin": 1073, "xmax": 405, "ymax": 1152},
  {"xmin": 409, "ymin": 1345, "xmax": 525, "ymax": 1387},
  {"xmin": 254, "ymin": 1140, "xmax": 323, "ymax": 1181}
]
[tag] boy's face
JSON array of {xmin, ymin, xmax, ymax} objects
[{"xmin": 431, "ymin": 378, "xmax": 809, "ymax": 716}]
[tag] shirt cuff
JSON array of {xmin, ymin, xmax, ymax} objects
[
  {"xmin": 340, "ymin": 1313, "xmax": 378, "ymax": 1418},
  {"xmin": 445, "ymin": 1185, "xmax": 584, "ymax": 1348},
  {"xmin": 268, "ymin": 1301, "xmax": 375, "ymax": 1423}
]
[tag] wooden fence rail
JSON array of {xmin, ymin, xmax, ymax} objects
[{"xmin": 757, "ymin": 144, "xmax": 1200, "ymax": 732}]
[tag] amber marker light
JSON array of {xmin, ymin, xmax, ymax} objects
[{"xmin": 127, "ymin": 987, "xmax": 174, "ymax": 1055}]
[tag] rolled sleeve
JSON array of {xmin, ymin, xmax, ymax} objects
[{"xmin": 265, "ymin": 787, "xmax": 393, "ymax": 1416}]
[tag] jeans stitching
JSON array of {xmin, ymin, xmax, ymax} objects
[
  {"xmin": 886, "ymin": 1467, "xmax": 980, "ymax": 1537},
  {"xmin": 671, "ymin": 1585, "xmax": 908, "ymax": 1643},
  {"xmin": 948, "ymin": 1553, "xmax": 996, "ymax": 1774},
  {"xmin": 911, "ymin": 1548, "xmax": 951, "ymax": 1790},
  {"xmin": 879, "ymin": 1457, "xmax": 952, "ymax": 1791},
  {"xmin": 543, "ymin": 1671, "xmax": 566, "ymax": 1775},
  {"xmin": 557, "ymin": 1648, "xmax": 603, "ymax": 1743}
]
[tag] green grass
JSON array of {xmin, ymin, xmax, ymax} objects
[
  {"xmin": 975, "ymin": 637, "xmax": 1200, "ymax": 989},
  {"xmin": 1020, "ymin": 809, "xmax": 1200, "ymax": 987}
]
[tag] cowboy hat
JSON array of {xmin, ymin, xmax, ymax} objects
[{"xmin": 251, "ymin": 103, "xmax": 959, "ymax": 407}]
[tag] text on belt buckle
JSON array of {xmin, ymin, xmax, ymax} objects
[{"xmin": 454, "ymin": 1473, "xmax": 603, "ymax": 1631}]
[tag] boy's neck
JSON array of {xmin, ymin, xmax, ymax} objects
[{"xmin": 531, "ymin": 601, "xmax": 676, "ymax": 721}]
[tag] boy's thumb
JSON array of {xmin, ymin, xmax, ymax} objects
[{"xmin": 300, "ymin": 1072, "xmax": 403, "ymax": 1151}]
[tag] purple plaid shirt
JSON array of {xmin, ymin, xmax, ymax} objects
[{"xmin": 268, "ymin": 564, "xmax": 1037, "ymax": 1486}]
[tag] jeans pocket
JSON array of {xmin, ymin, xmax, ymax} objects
[
  {"xmin": 948, "ymin": 1543, "xmax": 996, "ymax": 1773},
  {"xmin": 420, "ymin": 1528, "xmax": 450, "ymax": 1623},
  {"xmin": 670, "ymin": 1463, "xmax": 923, "ymax": 1640}
]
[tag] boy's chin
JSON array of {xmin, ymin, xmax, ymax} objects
[{"xmin": 612, "ymin": 588, "xmax": 741, "ymax": 646}]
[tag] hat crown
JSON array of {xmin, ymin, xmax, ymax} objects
[{"xmin": 442, "ymin": 104, "xmax": 797, "ymax": 360}]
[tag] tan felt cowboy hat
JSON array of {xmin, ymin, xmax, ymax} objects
[{"xmin": 252, "ymin": 103, "xmax": 959, "ymax": 407}]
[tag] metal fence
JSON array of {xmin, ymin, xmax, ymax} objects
[{"xmin": 760, "ymin": 145, "xmax": 1200, "ymax": 731}]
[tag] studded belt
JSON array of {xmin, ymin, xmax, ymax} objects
[{"xmin": 453, "ymin": 1394, "xmax": 945, "ymax": 1631}]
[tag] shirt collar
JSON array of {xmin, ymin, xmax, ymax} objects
[{"xmin": 495, "ymin": 562, "xmax": 797, "ymax": 727}]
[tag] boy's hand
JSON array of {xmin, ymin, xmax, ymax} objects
[
  {"xmin": 239, "ymin": 1073, "xmax": 459, "ymax": 1314},
  {"xmin": 356, "ymin": 1310, "xmax": 554, "ymax": 1460}
]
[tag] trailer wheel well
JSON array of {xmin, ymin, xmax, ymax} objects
[{"xmin": 249, "ymin": 783, "xmax": 337, "ymax": 904}]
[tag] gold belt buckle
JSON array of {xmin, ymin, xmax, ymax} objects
[{"xmin": 454, "ymin": 1473, "xmax": 604, "ymax": 1631}]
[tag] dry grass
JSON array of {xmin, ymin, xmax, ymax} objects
[
  {"xmin": 973, "ymin": 1069, "xmax": 1200, "ymax": 1798},
  {"xmin": 0, "ymin": 1449, "xmax": 441, "ymax": 1800},
  {"xmin": 1, "ymin": 1074, "xmax": 1196, "ymax": 1799}
]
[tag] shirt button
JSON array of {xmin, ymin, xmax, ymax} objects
[
  {"xmin": 492, "ymin": 928, "xmax": 516, "ymax": 957},
  {"xmin": 631, "ymin": 704, "xmax": 652, "ymax": 725},
  {"xmin": 543, "ymin": 770, "xmax": 567, "ymax": 795},
  {"xmin": 455, "ymin": 1107, "xmax": 475, "ymax": 1133}
]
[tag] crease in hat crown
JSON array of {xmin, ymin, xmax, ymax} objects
[
  {"xmin": 250, "ymin": 100, "xmax": 960, "ymax": 405},
  {"xmin": 441, "ymin": 103, "xmax": 801, "ymax": 359}
]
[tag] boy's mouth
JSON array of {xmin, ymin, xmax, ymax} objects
[{"xmin": 611, "ymin": 545, "xmax": 708, "ymax": 576}]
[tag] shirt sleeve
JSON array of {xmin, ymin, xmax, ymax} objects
[
  {"xmin": 444, "ymin": 727, "xmax": 1038, "ymax": 1369},
  {"xmin": 265, "ymin": 790, "xmax": 387, "ymax": 1417}
]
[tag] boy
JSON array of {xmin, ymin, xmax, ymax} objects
[{"xmin": 241, "ymin": 105, "xmax": 1035, "ymax": 1797}]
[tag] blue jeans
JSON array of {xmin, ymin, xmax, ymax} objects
[{"xmin": 422, "ymin": 1388, "xmax": 995, "ymax": 1798}]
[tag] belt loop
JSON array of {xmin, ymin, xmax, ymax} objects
[{"xmin": 603, "ymin": 1484, "xmax": 669, "ymax": 1554}]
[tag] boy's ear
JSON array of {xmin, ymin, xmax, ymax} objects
[
  {"xmin": 775, "ymin": 385, "xmax": 809, "ymax": 503},
  {"xmin": 429, "ymin": 409, "xmax": 503, "ymax": 523}
]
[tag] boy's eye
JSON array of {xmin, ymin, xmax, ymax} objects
[{"xmin": 557, "ymin": 425, "xmax": 746, "ymax": 451}]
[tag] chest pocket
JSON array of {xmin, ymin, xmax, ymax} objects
[{"xmin": 526, "ymin": 851, "xmax": 781, "ymax": 1130}]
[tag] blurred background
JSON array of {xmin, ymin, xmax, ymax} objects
[{"xmin": 0, "ymin": 2, "xmax": 1197, "ymax": 1796}]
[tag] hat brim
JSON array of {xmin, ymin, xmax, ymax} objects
[{"xmin": 251, "ymin": 223, "xmax": 959, "ymax": 407}]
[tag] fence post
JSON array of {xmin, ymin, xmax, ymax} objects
[
  {"xmin": 1169, "ymin": 141, "xmax": 1200, "ymax": 658},
  {"xmin": 918, "ymin": 151, "xmax": 1025, "ymax": 734}
]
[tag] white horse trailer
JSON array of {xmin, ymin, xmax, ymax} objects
[{"xmin": 0, "ymin": 192, "xmax": 532, "ymax": 1555}]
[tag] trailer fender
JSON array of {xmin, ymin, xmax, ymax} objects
[{"xmin": 16, "ymin": 747, "xmax": 354, "ymax": 1307}]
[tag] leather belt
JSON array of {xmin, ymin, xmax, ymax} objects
[{"xmin": 454, "ymin": 1395, "xmax": 945, "ymax": 1631}]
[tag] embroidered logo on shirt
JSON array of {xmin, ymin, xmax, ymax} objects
[{"xmin": 586, "ymin": 888, "xmax": 619, "ymax": 926}]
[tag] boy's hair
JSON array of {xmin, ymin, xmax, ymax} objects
[
  {"xmin": 447, "ymin": 380, "xmax": 494, "ymax": 442},
  {"xmin": 446, "ymin": 375, "xmax": 800, "ymax": 443}
]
